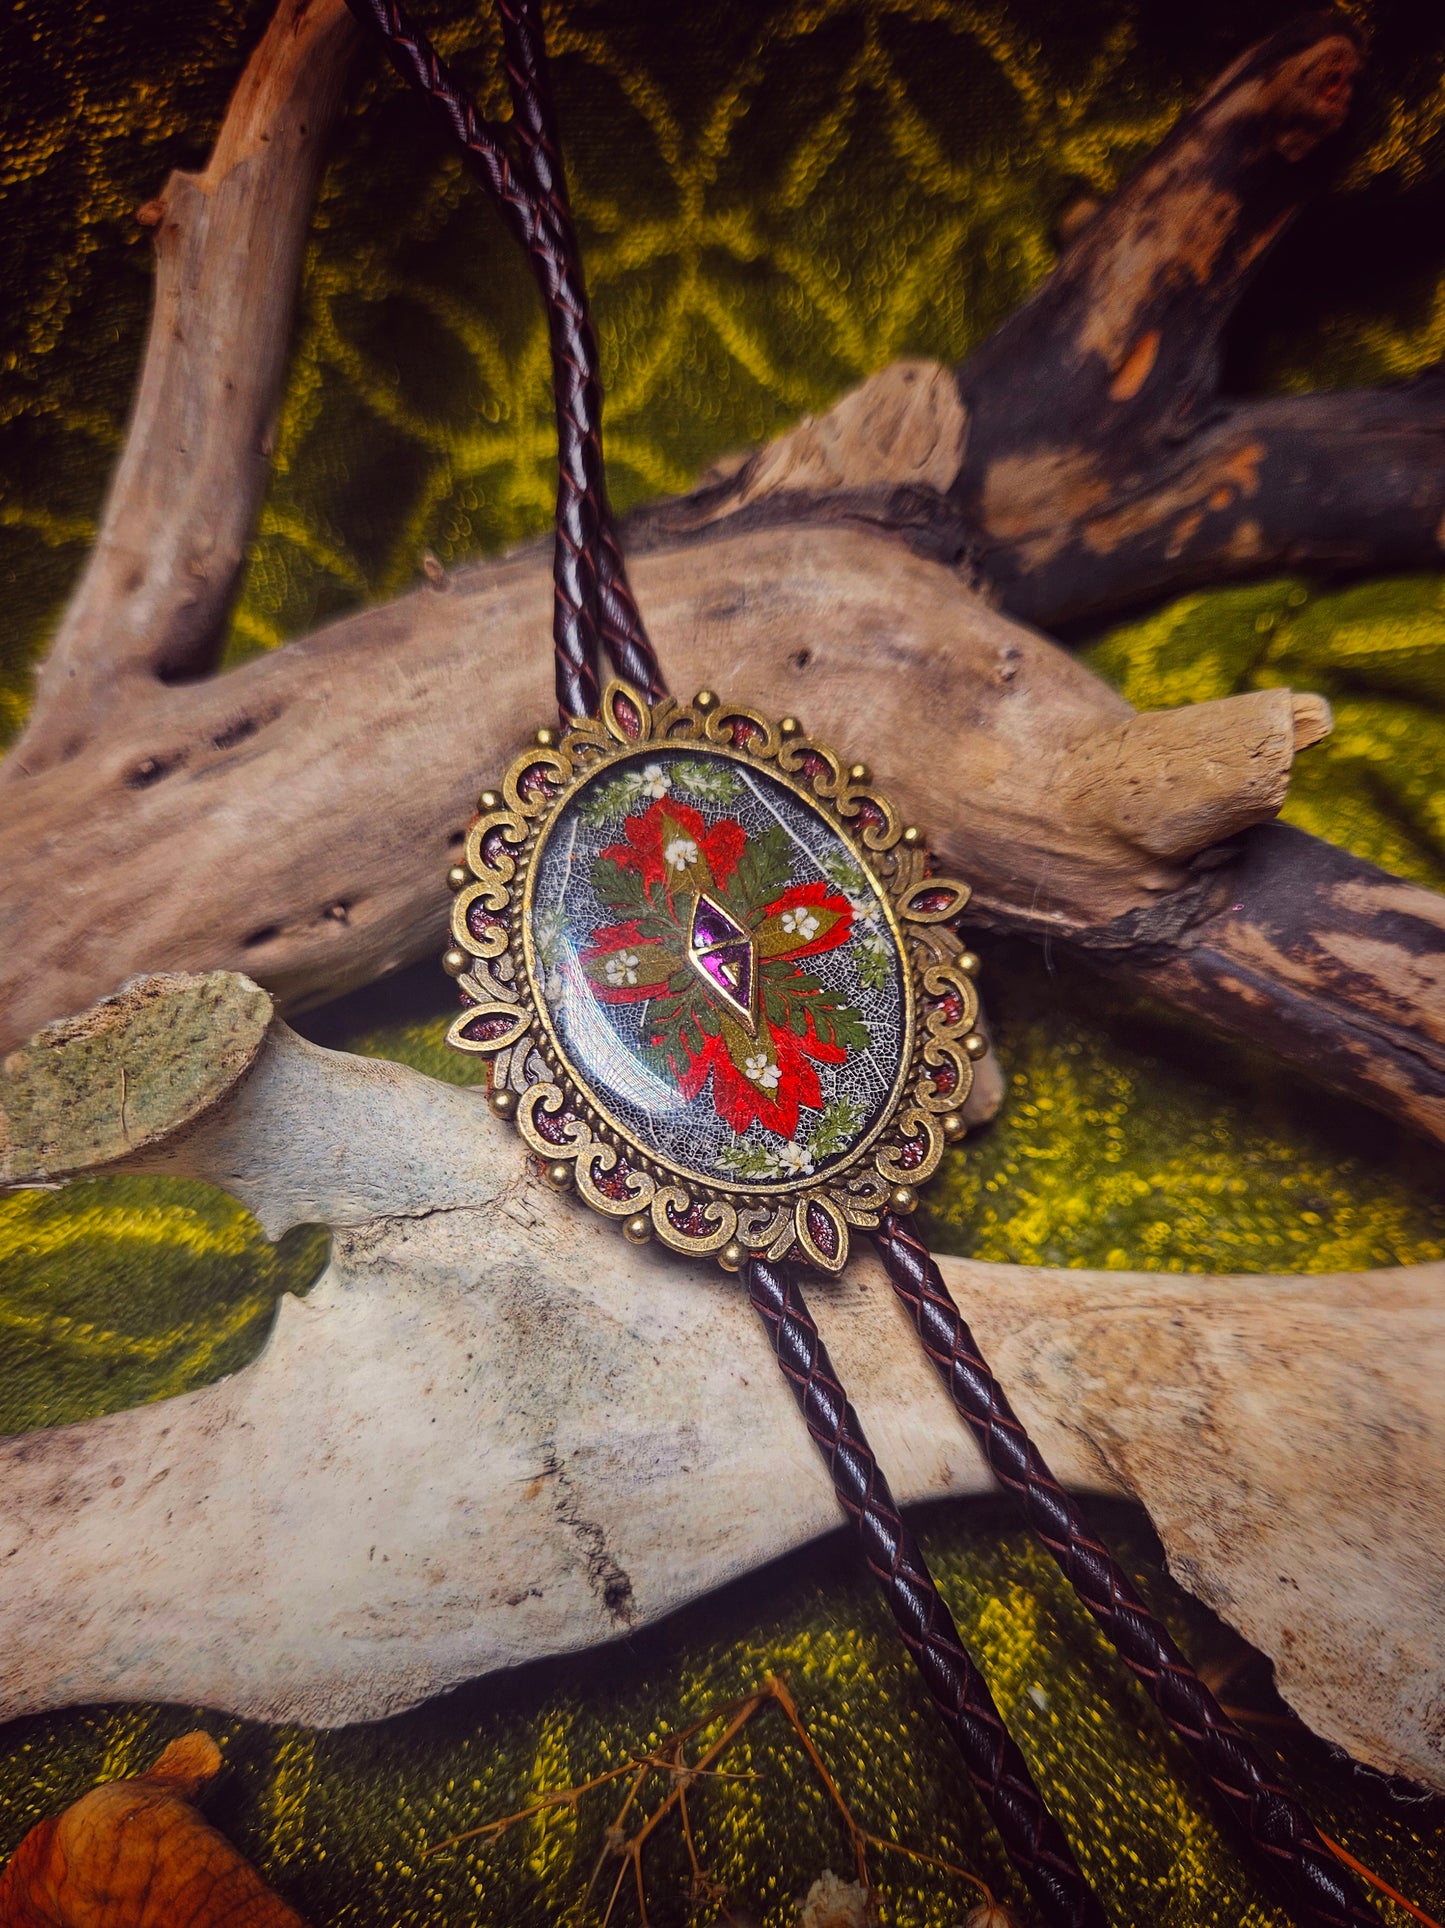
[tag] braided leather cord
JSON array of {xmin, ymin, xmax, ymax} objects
[
  {"xmin": 874, "ymin": 1215, "xmax": 1379, "ymax": 1928},
  {"xmin": 747, "ymin": 1254, "xmax": 1105, "ymax": 1928},
  {"xmin": 343, "ymin": 0, "xmax": 666, "ymax": 715},
  {"xmin": 344, "ymin": 0, "xmax": 603, "ymax": 720},
  {"xmin": 495, "ymin": 0, "xmax": 667, "ymax": 701},
  {"xmin": 345, "ymin": 10, "xmax": 1375, "ymax": 1920}
]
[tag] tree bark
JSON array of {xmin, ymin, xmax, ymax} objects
[{"xmin": 659, "ymin": 16, "xmax": 1445, "ymax": 630}]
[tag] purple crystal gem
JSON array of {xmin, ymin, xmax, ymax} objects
[
  {"xmin": 696, "ymin": 940, "xmax": 753, "ymax": 1010},
  {"xmin": 690, "ymin": 895, "xmax": 745, "ymax": 951}
]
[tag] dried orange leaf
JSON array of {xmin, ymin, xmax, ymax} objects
[{"xmin": 0, "ymin": 1732, "xmax": 307, "ymax": 1927}]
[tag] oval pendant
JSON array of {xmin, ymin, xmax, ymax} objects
[{"xmin": 444, "ymin": 683, "xmax": 980, "ymax": 1271}]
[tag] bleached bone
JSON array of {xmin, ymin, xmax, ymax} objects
[{"xmin": 0, "ymin": 973, "xmax": 1440, "ymax": 1796}]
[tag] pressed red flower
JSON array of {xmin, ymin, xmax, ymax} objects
[
  {"xmin": 578, "ymin": 919, "xmax": 674, "ymax": 1002},
  {"xmin": 677, "ymin": 1016, "xmax": 847, "ymax": 1139},
  {"xmin": 586, "ymin": 796, "xmax": 868, "ymax": 1145},
  {"xmin": 601, "ymin": 797, "xmax": 746, "ymax": 894},
  {"xmin": 755, "ymin": 880, "xmax": 854, "ymax": 963}
]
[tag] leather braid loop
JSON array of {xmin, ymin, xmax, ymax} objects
[
  {"xmin": 495, "ymin": 0, "xmax": 665, "ymax": 700},
  {"xmin": 874, "ymin": 1215, "xmax": 1380, "ymax": 1928},
  {"xmin": 342, "ymin": 0, "xmax": 664, "ymax": 719},
  {"xmin": 747, "ymin": 1254, "xmax": 1105, "ymax": 1928},
  {"xmin": 344, "ymin": 8, "xmax": 1380, "ymax": 1921}
]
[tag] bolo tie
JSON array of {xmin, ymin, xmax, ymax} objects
[{"xmin": 340, "ymin": 5, "xmax": 1381, "ymax": 1923}]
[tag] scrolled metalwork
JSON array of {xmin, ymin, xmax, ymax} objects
[{"xmin": 443, "ymin": 679, "xmax": 976, "ymax": 1271}]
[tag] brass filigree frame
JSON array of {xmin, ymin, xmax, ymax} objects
[{"xmin": 443, "ymin": 682, "xmax": 981, "ymax": 1272}]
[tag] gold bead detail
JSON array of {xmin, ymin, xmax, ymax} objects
[
  {"xmin": 957, "ymin": 950, "xmax": 982, "ymax": 978},
  {"xmin": 718, "ymin": 1240, "xmax": 746, "ymax": 1274},
  {"xmin": 778, "ymin": 716, "xmax": 803, "ymax": 738},
  {"xmin": 694, "ymin": 689, "xmax": 719, "ymax": 712},
  {"xmin": 623, "ymin": 1214, "xmax": 652, "ymax": 1246},
  {"xmin": 488, "ymin": 1089, "xmax": 517, "ymax": 1120},
  {"xmin": 848, "ymin": 762, "xmax": 869, "ymax": 783},
  {"xmin": 442, "ymin": 947, "xmax": 470, "ymax": 977},
  {"xmin": 477, "ymin": 789, "xmax": 502, "ymax": 813},
  {"xmin": 446, "ymin": 864, "xmax": 470, "ymax": 891},
  {"xmin": 963, "ymin": 1031, "xmax": 989, "ymax": 1060},
  {"xmin": 941, "ymin": 1112, "xmax": 966, "ymax": 1143},
  {"xmin": 545, "ymin": 1161, "xmax": 573, "ymax": 1191},
  {"xmin": 535, "ymin": 726, "xmax": 558, "ymax": 748},
  {"xmin": 901, "ymin": 825, "xmax": 921, "ymax": 847},
  {"xmin": 890, "ymin": 1186, "xmax": 918, "ymax": 1214}
]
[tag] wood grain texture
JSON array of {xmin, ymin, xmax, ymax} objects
[
  {"xmin": 669, "ymin": 17, "xmax": 1445, "ymax": 626},
  {"xmin": 3, "ymin": 7, "xmax": 1444, "ymax": 1150},
  {"xmin": 4, "ymin": 522, "xmax": 1440, "ymax": 1140},
  {"xmin": 7, "ymin": 0, "xmax": 358, "ymax": 778},
  {"xmin": 1097, "ymin": 824, "xmax": 1445, "ymax": 1144}
]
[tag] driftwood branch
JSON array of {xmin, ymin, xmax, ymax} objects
[
  {"xmin": 2, "ymin": 8, "xmax": 1444, "ymax": 1155},
  {"xmin": 983, "ymin": 379, "xmax": 1445, "ymax": 627},
  {"xmin": 5, "ymin": 516, "xmax": 1443, "ymax": 1138},
  {"xmin": 2, "ymin": 973, "xmax": 1440, "ymax": 1796},
  {"xmin": 669, "ymin": 16, "xmax": 1445, "ymax": 627},
  {"xmin": 8, "ymin": 0, "xmax": 358, "ymax": 777}
]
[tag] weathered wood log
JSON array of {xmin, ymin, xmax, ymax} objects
[
  {"xmin": 3, "ymin": 6, "xmax": 1444, "ymax": 1153},
  {"xmin": 9, "ymin": 0, "xmax": 358, "ymax": 778},
  {"xmin": 2, "ymin": 973, "xmax": 1440, "ymax": 1797},
  {"xmin": 656, "ymin": 16, "xmax": 1445, "ymax": 625},
  {"xmin": 5, "ymin": 520, "xmax": 1443, "ymax": 1140}
]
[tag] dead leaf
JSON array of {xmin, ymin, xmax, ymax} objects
[{"xmin": 0, "ymin": 1732, "xmax": 307, "ymax": 1927}]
